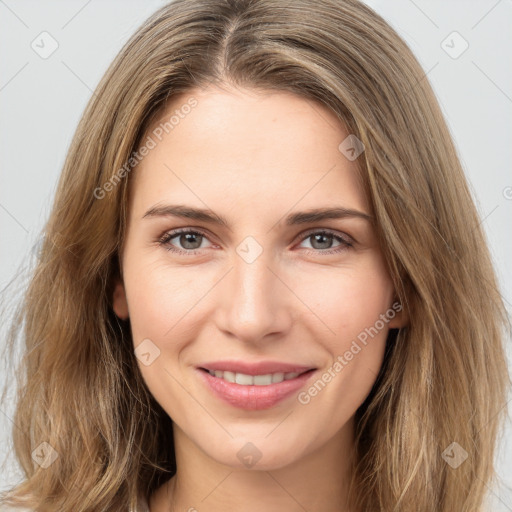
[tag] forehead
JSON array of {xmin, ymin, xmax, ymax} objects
[{"xmin": 129, "ymin": 86, "xmax": 369, "ymax": 218}]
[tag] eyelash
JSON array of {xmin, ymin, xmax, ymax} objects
[{"xmin": 157, "ymin": 228, "xmax": 354, "ymax": 256}]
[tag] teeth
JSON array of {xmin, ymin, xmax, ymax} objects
[
  {"xmin": 235, "ymin": 373, "xmax": 254, "ymax": 385},
  {"xmin": 223, "ymin": 371, "xmax": 236, "ymax": 383},
  {"xmin": 207, "ymin": 369, "xmax": 301, "ymax": 385},
  {"xmin": 272, "ymin": 372, "xmax": 284, "ymax": 383},
  {"xmin": 254, "ymin": 374, "xmax": 272, "ymax": 385}
]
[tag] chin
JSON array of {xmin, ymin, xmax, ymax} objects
[{"xmin": 201, "ymin": 436, "xmax": 307, "ymax": 471}]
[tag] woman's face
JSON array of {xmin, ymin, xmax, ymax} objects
[{"xmin": 113, "ymin": 85, "xmax": 403, "ymax": 470}]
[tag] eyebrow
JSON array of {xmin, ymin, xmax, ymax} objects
[{"xmin": 143, "ymin": 204, "xmax": 372, "ymax": 229}]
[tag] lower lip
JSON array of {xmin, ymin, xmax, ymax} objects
[{"xmin": 197, "ymin": 368, "xmax": 316, "ymax": 410}]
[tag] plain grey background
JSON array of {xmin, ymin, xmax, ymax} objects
[{"xmin": 1, "ymin": 0, "xmax": 511, "ymax": 509}]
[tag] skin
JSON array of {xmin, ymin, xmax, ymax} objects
[{"xmin": 112, "ymin": 84, "xmax": 405, "ymax": 512}]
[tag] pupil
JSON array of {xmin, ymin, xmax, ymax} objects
[
  {"xmin": 312, "ymin": 233, "xmax": 332, "ymax": 250},
  {"xmin": 182, "ymin": 233, "xmax": 201, "ymax": 249}
]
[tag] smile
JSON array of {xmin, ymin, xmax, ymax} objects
[
  {"xmin": 197, "ymin": 366, "xmax": 317, "ymax": 410},
  {"xmin": 203, "ymin": 369, "xmax": 310, "ymax": 386}
]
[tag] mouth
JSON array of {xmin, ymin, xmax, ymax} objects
[
  {"xmin": 196, "ymin": 360, "xmax": 317, "ymax": 410},
  {"xmin": 199, "ymin": 367, "xmax": 316, "ymax": 386}
]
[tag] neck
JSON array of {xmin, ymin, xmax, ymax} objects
[{"xmin": 150, "ymin": 417, "xmax": 358, "ymax": 512}]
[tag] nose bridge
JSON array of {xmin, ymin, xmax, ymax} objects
[
  {"xmin": 234, "ymin": 238, "xmax": 272, "ymax": 304},
  {"xmin": 217, "ymin": 235, "xmax": 291, "ymax": 342}
]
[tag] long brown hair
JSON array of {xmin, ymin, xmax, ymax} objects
[{"xmin": 1, "ymin": 0, "xmax": 510, "ymax": 510}]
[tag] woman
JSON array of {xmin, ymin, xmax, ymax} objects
[{"xmin": 1, "ymin": 0, "xmax": 509, "ymax": 510}]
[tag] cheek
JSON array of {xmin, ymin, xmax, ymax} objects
[
  {"xmin": 123, "ymin": 256, "xmax": 200, "ymax": 344},
  {"xmin": 294, "ymin": 256, "xmax": 394, "ymax": 396},
  {"xmin": 125, "ymin": 246, "xmax": 395, "ymax": 351},
  {"xmin": 123, "ymin": 259, "xmax": 200, "ymax": 409},
  {"xmin": 293, "ymin": 257, "xmax": 394, "ymax": 343}
]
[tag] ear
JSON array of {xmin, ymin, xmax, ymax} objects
[
  {"xmin": 387, "ymin": 300, "xmax": 408, "ymax": 329},
  {"xmin": 112, "ymin": 280, "xmax": 129, "ymax": 320}
]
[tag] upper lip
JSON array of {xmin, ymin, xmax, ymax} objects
[{"xmin": 198, "ymin": 360, "xmax": 316, "ymax": 375}]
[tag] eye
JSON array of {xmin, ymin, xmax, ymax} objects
[
  {"xmin": 296, "ymin": 230, "xmax": 353, "ymax": 255},
  {"xmin": 158, "ymin": 228, "xmax": 213, "ymax": 255},
  {"xmin": 157, "ymin": 228, "xmax": 354, "ymax": 256}
]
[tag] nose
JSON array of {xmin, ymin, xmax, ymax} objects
[{"xmin": 214, "ymin": 248, "xmax": 293, "ymax": 345}]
